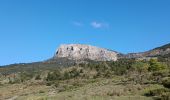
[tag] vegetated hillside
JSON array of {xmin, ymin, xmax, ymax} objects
[
  {"xmin": 0, "ymin": 58, "xmax": 76, "ymax": 75},
  {"xmin": 0, "ymin": 43, "xmax": 170, "ymax": 100},
  {"xmin": 125, "ymin": 43, "xmax": 170, "ymax": 58},
  {"xmin": 154, "ymin": 43, "xmax": 170, "ymax": 51},
  {"xmin": 0, "ymin": 56, "xmax": 170, "ymax": 100}
]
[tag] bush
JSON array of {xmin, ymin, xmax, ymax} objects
[
  {"xmin": 145, "ymin": 88, "xmax": 170, "ymax": 96},
  {"xmin": 80, "ymin": 69, "xmax": 83, "ymax": 73},
  {"xmin": 46, "ymin": 81, "xmax": 54, "ymax": 86},
  {"xmin": 149, "ymin": 59, "xmax": 167, "ymax": 71},
  {"xmin": 152, "ymin": 70, "xmax": 169, "ymax": 77},
  {"xmin": 161, "ymin": 93, "xmax": 170, "ymax": 100},
  {"xmin": 63, "ymin": 71, "xmax": 70, "ymax": 80},
  {"xmin": 69, "ymin": 68, "xmax": 80, "ymax": 78},
  {"xmin": 39, "ymin": 90, "xmax": 45, "ymax": 93},
  {"xmin": 104, "ymin": 70, "xmax": 113, "ymax": 78},
  {"xmin": 107, "ymin": 90, "xmax": 124, "ymax": 96},
  {"xmin": 131, "ymin": 61, "xmax": 149, "ymax": 73},
  {"xmin": 57, "ymin": 86, "xmax": 66, "ymax": 92},
  {"xmin": 20, "ymin": 72, "xmax": 34, "ymax": 82},
  {"xmin": 46, "ymin": 70, "xmax": 61, "ymax": 81},
  {"xmin": 162, "ymin": 77, "xmax": 170, "ymax": 88},
  {"xmin": 110, "ymin": 59, "xmax": 135, "ymax": 75},
  {"xmin": 54, "ymin": 82, "xmax": 59, "ymax": 88},
  {"xmin": 35, "ymin": 74, "xmax": 41, "ymax": 80},
  {"xmin": 0, "ymin": 82, "xmax": 3, "ymax": 86}
]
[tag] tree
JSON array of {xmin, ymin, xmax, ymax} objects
[
  {"xmin": 149, "ymin": 59, "xmax": 167, "ymax": 71},
  {"xmin": 131, "ymin": 61, "xmax": 149, "ymax": 73},
  {"xmin": 20, "ymin": 72, "xmax": 34, "ymax": 82},
  {"xmin": 46, "ymin": 70, "xmax": 61, "ymax": 81}
]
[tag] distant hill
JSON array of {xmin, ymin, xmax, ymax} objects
[
  {"xmin": 154, "ymin": 43, "xmax": 170, "ymax": 50},
  {"xmin": 0, "ymin": 58, "xmax": 76, "ymax": 75},
  {"xmin": 125, "ymin": 43, "xmax": 170, "ymax": 58}
]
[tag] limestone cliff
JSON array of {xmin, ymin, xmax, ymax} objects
[
  {"xmin": 54, "ymin": 44, "xmax": 119, "ymax": 61},
  {"xmin": 53, "ymin": 43, "xmax": 170, "ymax": 61}
]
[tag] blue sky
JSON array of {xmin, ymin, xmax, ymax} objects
[{"xmin": 0, "ymin": 0, "xmax": 170, "ymax": 65}]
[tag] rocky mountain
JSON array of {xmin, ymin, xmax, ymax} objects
[
  {"xmin": 52, "ymin": 43, "xmax": 170, "ymax": 61},
  {"xmin": 53, "ymin": 44, "xmax": 119, "ymax": 61},
  {"xmin": 1, "ymin": 43, "xmax": 170, "ymax": 70},
  {"xmin": 1, "ymin": 43, "xmax": 170, "ymax": 75},
  {"xmin": 125, "ymin": 43, "xmax": 170, "ymax": 59}
]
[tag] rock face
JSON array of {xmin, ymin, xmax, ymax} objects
[
  {"xmin": 53, "ymin": 43, "xmax": 170, "ymax": 61},
  {"xmin": 54, "ymin": 44, "xmax": 119, "ymax": 61}
]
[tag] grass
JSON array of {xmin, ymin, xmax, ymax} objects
[
  {"xmin": 0, "ymin": 77, "xmax": 159, "ymax": 100},
  {"xmin": 139, "ymin": 84, "xmax": 164, "ymax": 95},
  {"xmin": 1, "ymin": 58, "xmax": 169, "ymax": 100}
]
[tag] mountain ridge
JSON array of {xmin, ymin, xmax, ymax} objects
[
  {"xmin": 53, "ymin": 44, "xmax": 119, "ymax": 61},
  {"xmin": 1, "ymin": 43, "xmax": 170, "ymax": 75},
  {"xmin": 53, "ymin": 43, "xmax": 170, "ymax": 61},
  {"xmin": 125, "ymin": 43, "xmax": 170, "ymax": 58},
  {"xmin": 0, "ymin": 43, "xmax": 170, "ymax": 67}
]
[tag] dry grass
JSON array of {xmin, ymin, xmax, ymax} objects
[{"xmin": 0, "ymin": 77, "xmax": 159, "ymax": 100}]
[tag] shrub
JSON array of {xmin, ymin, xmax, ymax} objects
[
  {"xmin": 110, "ymin": 59, "xmax": 135, "ymax": 75},
  {"xmin": 107, "ymin": 90, "xmax": 124, "ymax": 96},
  {"xmin": 80, "ymin": 69, "xmax": 83, "ymax": 73},
  {"xmin": 0, "ymin": 82, "xmax": 3, "ymax": 86},
  {"xmin": 162, "ymin": 77, "xmax": 170, "ymax": 88},
  {"xmin": 54, "ymin": 82, "xmax": 59, "ymax": 88},
  {"xmin": 161, "ymin": 93, "xmax": 170, "ymax": 100},
  {"xmin": 46, "ymin": 70, "xmax": 61, "ymax": 81},
  {"xmin": 39, "ymin": 90, "xmax": 45, "ymax": 93},
  {"xmin": 131, "ymin": 61, "xmax": 149, "ymax": 73},
  {"xmin": 46, "ymin": 81, "xmax": 54, "ymax": 86},
  {"xmin": 63, "ymin": 71, "xmax": 70, "ymax": 80},
  {"xmin": 69, "ymin": 68, "xmax": 80, "ymax": 78},
  {"xmin": 104, "ymin": 70, "xmax": 113, "ymax": 78},
  {"xmin": 145, "ymin": 88, "xmax": 170, "ymax": 96},
  {"xmin": 149, "ymin": 59, "xmax": 167, "ymax": 71},
  {"xmin": 57, "ymin": 86, "xmax": 66, "ymax": 92},
  {"xmin": 35, "ymin": 74, "xmax": 41, "ymax": 80},
  {"xmin": 152, "ymin": 70, "xmax": 169, "ymax": 77},
  {"xmin": 20, "ymin": 72, "xmax": 34, "ymax": 82}
]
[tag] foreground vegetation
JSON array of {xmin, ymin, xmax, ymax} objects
[{"xmin": 0, "ymin": 56, "xmax": 170, "ymax": 100}]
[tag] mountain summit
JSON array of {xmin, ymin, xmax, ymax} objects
[
  {"xmin": 53, "ymin": 43, "xmax": 170, "ymax": 61},
  {"xmin": 54, "ymin": 44, "xmax": 119, "ymax": 61}
]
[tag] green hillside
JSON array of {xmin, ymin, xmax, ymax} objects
[{"xmin": 0, "ymin": 57, "xmax": 170, "ymax": 100}]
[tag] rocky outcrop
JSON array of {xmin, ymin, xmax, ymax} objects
[
  {"xmin": 53, "ymin": 43, "xmax": 170, "ymax": 61},
  {"xmin": 54, "ymin": 44, "xmax": 119, "ymax": 61}
]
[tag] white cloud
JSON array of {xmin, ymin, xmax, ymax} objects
[
  {"xmin": 91, "ymin": 21, "xmax": 109, "ymax": 29},
  {"xmin": 72, "ymin": 21, "xmax": 109, "ymax": 29}
]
